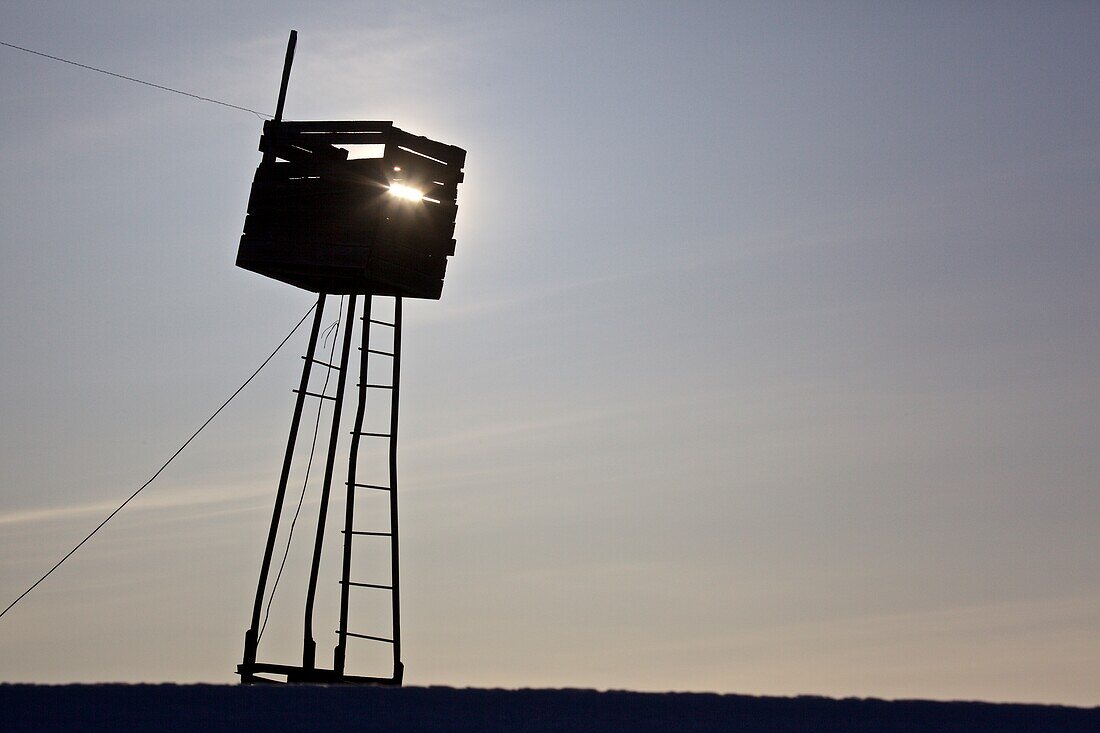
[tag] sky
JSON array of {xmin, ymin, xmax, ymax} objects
[{"xmin": 1, "ymin": 0, "xmax": 1098, "ymax": 706}]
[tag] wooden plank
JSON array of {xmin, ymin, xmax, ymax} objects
[
  {"xmin": 385, "ymin": 150, "xmax": 455, "ymax": 183},
  {"xmin": 264, "ymin": 127, "xmax": 389, "ymax": 147},
  {"xmin": 265, "ymin": 135, "xmax": 352, "ymax": 160},
  {"xmin": 374, "ymin": 241, "xmax": 450, "ymax": 275},
  {"xmin": 246, "ymin": 199, "xmax": 376, "ymax": 221},
  {"xmin": 246, "ymin": 200, "xmax": 376, "ymax": 219},
  {"xmin": 373, "ymin": 230, "xmax": 455, "ymax": 262},
  {"xmin": 237, "ymin": 237, "xmax": 446, "ymax": 300},
  {"xmin": 250, "ymin": 163, "xmax": 391, "ymax": 194},
  {"xmin": 248, "ymin": 188, "xmax": 374, "ymax": 211},
  {"xmin": 246, "ymin": 184, "xmax": 382, "ymax": 214},
  {"xmin": 367, "ymin": 258, "xmax": 444, "ymax": 298},
  {"xmin": 241, "ymin": 221, "xmax": 451, "ymax": 273},
  {"xmin": 242, "ymin": 216, "xmax": 455, "ymax": 265},
  {"xmin": 273, "ymin": 120, "xmax": 394, "ymax": 133},
  {"xmin": 241, "ymin": 226, "xmax": 456, "ymax": 266},
  {"xmin": 277, "ymin": 131, "xmax": 391, "ymax": 145},
  {"xmin": 238, "ymin": 238, "xmax": 368, "ymax": 271},
  {"xmin": 248, "ymin": 174, "xmax": 374, "ymax": 195},
  {"xmin": 259, "ymin": 137, "xmax": 350, "ymax": 164},
  {"xmin": 416, "ymin": 180, "xmax": 458, "ymax": 203},
  {"xmin": 242, "ymin": 218, "xmax": 374, "ymax": 242},
  {"xmin": 389, "ymin": 127, "xmax": 466, "ymax": 167},
  {"xmin": 387, "ymin": 150, "xmax": 462, "ymax": 182},
  {"xmin": 384, "ymin": 209, "xmax": 456, "ymax": 237}
]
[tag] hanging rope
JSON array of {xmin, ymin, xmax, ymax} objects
[
  {"xmin": 0, "ymin": 40, "xmax": 273, "ymax": 119},
  {"xmin": 0, "ymin": 302, "xmax": 317, "ymax": 621}
]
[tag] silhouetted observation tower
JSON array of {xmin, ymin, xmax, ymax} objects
[{"xmin": 237, "ymin": 31, "xmax": 465, "ymax": 685}]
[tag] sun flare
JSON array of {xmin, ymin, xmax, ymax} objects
[{"xmin": 388, "ymin": 182, "xmax": 424, "ymax": 202}]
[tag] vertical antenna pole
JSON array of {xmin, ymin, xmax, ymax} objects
[
  {"xmin": 260, "ymin": 30, "xmax": 297, "ymax": 167},
  {"xmin": 273, "ymin": 30, "xmax": 297, "ymax": 122}
]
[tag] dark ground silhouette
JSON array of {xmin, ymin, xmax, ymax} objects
[{"xmin": 1, "ymin": 684, "xmax": 1097, "ymax": 732}]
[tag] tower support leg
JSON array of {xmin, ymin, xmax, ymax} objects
[
  {"xmin": 302, "ymin": 294, "xmax": 358, "ymax": 669},
  {"xmin": 389, "ymin": 297, "xmax": 404, "ymax": 683},
  {"xmin": 241, "ymin": 292, "xmax": 327, "ymax": 682}
]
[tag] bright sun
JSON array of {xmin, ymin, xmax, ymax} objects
[{"xmin": 388, "ymin": 182, "xmax": 424, "ymax": 202}]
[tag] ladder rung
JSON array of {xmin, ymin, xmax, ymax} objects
[
  {"xmin": 347, "ymin": 482, "xmax": 392, "ymax": 491},
  {"xmin": 340, "ymin": 581, "xmax": 393, "ymax": 590},
  {"xmin": 357, "ymin": 383, "xmax": 394, "ymax": 389},
  {"xmin": 342, "ymin": 530, "xmax": 392, "ymax": 536},
  {"xmin": 356, "ymin": 347, "xmax": 396, "ymax": 358},
  {"xmin": 294, "ymin": 389, "xmax": 336, "ymax": 401},
  {"xmin": 352, "ymin": 431, "xmax": 392, "ymax": 438},
  {"xmin": 302, "ymin": 356, "xmax": 341, "ymax": 370},
  {"xmin": 368, "ymin": 318, "xmax": 395, "ymax": 327},
  {"xmin": 342, "ymin": 631, "xmax": 394, "ymax": 643}
]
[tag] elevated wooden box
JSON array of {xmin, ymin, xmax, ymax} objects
[{"xmin": 236, "ymin": 121, "xmax": 465, "ymax": 299}]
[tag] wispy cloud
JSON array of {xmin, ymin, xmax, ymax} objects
[{"xmin": 0, "ymin": 485, "xmax": 270, "ymax": 528}]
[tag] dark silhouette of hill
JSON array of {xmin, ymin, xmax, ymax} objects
[{"xmin": 1, "ymin": 684, "xmax": 1097, "ymax": 732}]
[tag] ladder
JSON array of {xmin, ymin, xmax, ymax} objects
[
  {"xmin": 239, "ymin": 292, "xmax": 404, "ymax": 685},
  {"xmin": 335, "ymin": 295, "xmax": 403, "ymax": 681}
]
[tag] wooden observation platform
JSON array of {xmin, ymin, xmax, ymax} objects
[
  {"xmin": 237, "ymin": 119, "xmax": 465, "ymax": 299},
  {"xmin": 237, "ymin": 31, "xmax": 465, "ymax": 686}
]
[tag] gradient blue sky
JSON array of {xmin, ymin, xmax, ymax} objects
[{"xmin": 1, "ymin": 1, "xmax": 1098, "ymax": 705}]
